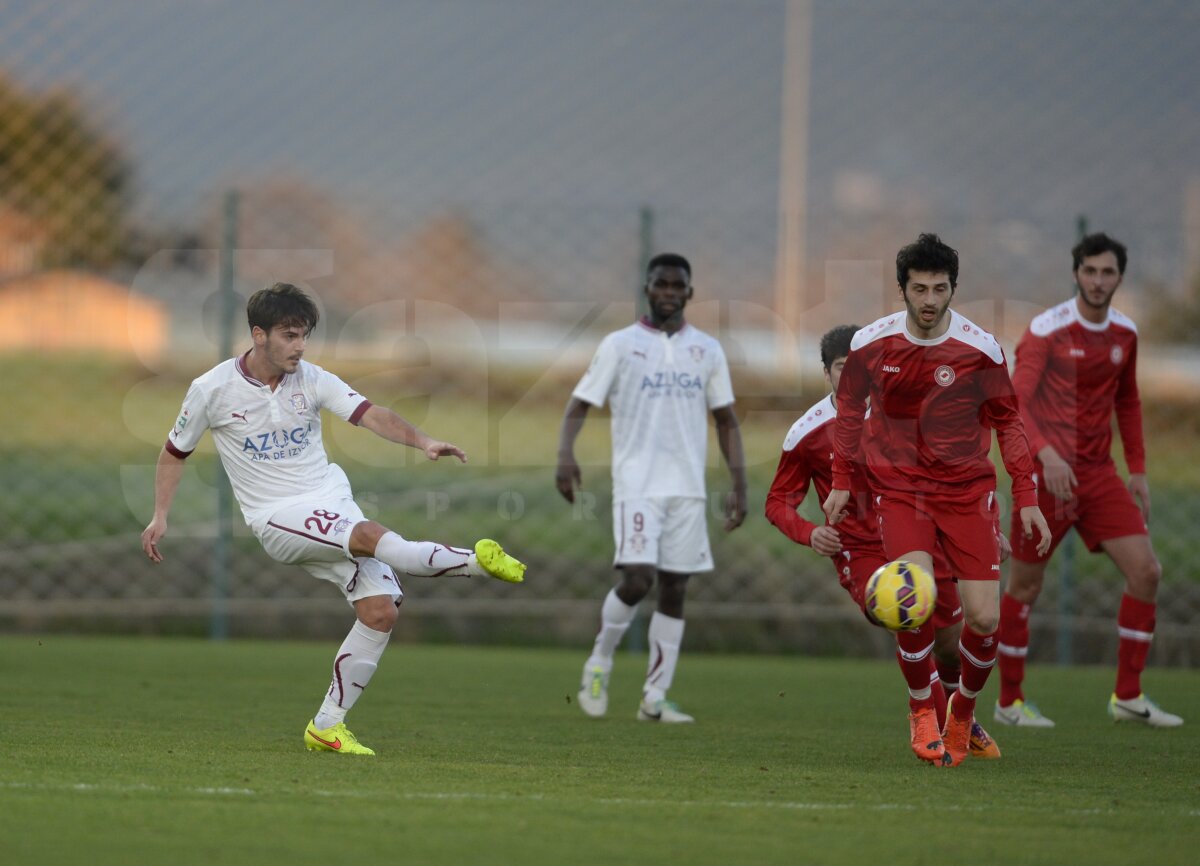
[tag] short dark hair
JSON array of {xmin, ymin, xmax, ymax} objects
[
  {"xmin": 1072, "ymin": 232, "xmax": 1127, "ymax": 274},
  {"xmin": 896, "ymin": 233, "xmax": 958, "ymax": 289},
  {"xmin": 820, "ymin": 324, "xmax": 858, "ymax": 372},
  {"xmin": 246, "ymin": 282, "xmax": 319, "ymax": 335},
  {"xmin": 646, "ymin": 252, "xmax": 691, "ymax": 278}
]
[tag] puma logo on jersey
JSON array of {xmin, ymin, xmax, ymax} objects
[
  {"xmin": 882, "ymin": 364, "xmax": 901, "ymax": 373},
  {"xmin": 231, "ymin": 411, "xmax": 249, "ymax": 423}
]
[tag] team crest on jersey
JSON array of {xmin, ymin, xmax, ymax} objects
[
  {"xmin": 334, "ymin": 518, "xmax": 351, "ymax": 533},
  {"xmin": 1110, "ymin": 345, "xmax": 1123, "ymax": 364},
  {"xmin": 290, "ymin": 393, "xmax": 308, "ymax": 413},
  {"xmin": 629, "ymin": 533, "xmax": 647, "ymax": 554},
  {"xmin": 689, "ymin": 345, "xmax": 705, "ymax": 362},
  {"xmin": 934, "ymin": 365, "xmax": 956, "ymax": 387}
]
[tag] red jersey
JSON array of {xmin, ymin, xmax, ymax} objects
[
  {"xmin": 766, "ymin": 394, "xmax": 880, "ymax": 551},
  {"xmin": 1012, "ymin": 298, "xmax": 1144, "ymax": 473},
  {"xmin": 832, "ymin": 310, "xmax": 1038, "ymax": 510}
]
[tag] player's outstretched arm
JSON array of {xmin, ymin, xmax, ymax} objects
[
  {"xmin": 713, "ymin": 406, "xmax": 747, "ymax": 531},
  {"xmin": 141, "ymin": 446, "xmax": 187, "ymax": 563},
  {"xmin": 1019, "ymin": 505, "xmax": 1053, "ymax": 557},
  {"xmin": 359, "ymin": 405, "xmax": 466, "ymax": 462},
  {"xmin": 555, "ymin": 397, "xmax": 590, "ymax": 503}
]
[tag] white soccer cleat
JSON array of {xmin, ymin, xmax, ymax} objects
[
  {"xmin": 993, "ymin": 698, "xmax": 1056, "ymax": 728},
  {"xmin": 577, "ymin": 664, "xmax": 609, "ymax": 718},
  {"xmin": 637, "ymin": 697, "xmax": 694, "ymax": 724},
  {"xmin": 1108, "ymin": 693, "xmax": 1183, "ymax": 728}
]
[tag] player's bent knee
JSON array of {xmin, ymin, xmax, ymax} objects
[
  {"xmin": 349, "ymin": 520, "xmax": 388, "ymax": 558},
  {"xmin": 1006, "ymin": 562, "xmax": 1046, "ymax": 604},
  {"xmin": 965, "ymin": 610, "xmax": 1000, "ymax": 635},
  {"xmin": 617, "ymin": 566, "xmax": 655, "ymax": 601},
  {"xmin": 1128, "ymin": 556, "xmax": 1162, "ymax": 599},
  {"xmin": 356, "ymin": 595, "xmax": 399, "ymax": 632}
]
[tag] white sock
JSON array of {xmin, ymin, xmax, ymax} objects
[
  {"xmin": 375, "ymin": 530, "xmax": 473, "ymax": 578},
  {"xmin": 643, "ymin": 611, "xmax": 685, "ymax": 701},
  {"xmin": 585, "ymin": 589, "xmax": 638, "ymax": 670},
  {"xmin": 313, "ymin": 620, "xmax": 391, "ymax": 730}
]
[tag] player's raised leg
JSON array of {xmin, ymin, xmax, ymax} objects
[
  {"xmin": 1103, "ymin": 535, "xmax": 1182, "ymax": 727},
  {"xmin": 351, "ymin": 521, "xmax": 525, "ymax": 583}
]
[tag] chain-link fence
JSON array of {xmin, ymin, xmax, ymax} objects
[{"xmin": 1, "ymin": 1, "xmax": 1198, "ymax": 662}]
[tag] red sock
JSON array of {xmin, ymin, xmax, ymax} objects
[
  {"xmin": 895, "ymin": 629, "xmax": 936, "ymax": 712},
  {"xmin": 956, "ymin": 626, "xmax": 999, "ymax": 720},
  {"xmin": 997, "ymin": 592, "xmax": 1029, "ymax": 707},
  {"xmin": 931, "ymin": 671, "xmax": 949, "ymax": 729},
  {"xmin": 1115, "ymin": 593, "xmax": 1155, "ymax": 700},
  {"xmin": 934, "ymin": 658, "xmax": 958, "ymax": 730}
]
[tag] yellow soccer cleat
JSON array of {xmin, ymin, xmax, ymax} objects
[
  {"xmin": 473, "ymin": 539, "xmax": 526, "ymax": 584},
  {"xmin": 304, "ymin": 719, "xmax": 375, "ymax": 756}
]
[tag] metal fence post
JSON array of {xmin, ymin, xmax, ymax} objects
[{"xmin": 211, "ymin": 189, "xmax": 239, "ymax": 640}]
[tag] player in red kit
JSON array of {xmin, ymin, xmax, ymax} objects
[
  {"xmin": 767, "ymin": 325, "xmax": 1001, "ymax": 763},
  {"xmin": 823, "ymin": 234, "xmax": 1051, "ymax": 767},
  {"xmin": 996, "ymin": 233, "xmax": 1182, "ymax": 728}
]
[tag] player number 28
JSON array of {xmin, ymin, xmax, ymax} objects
[{"xmin": 304, "ymin": 509, "xmax": 341, "ymax": 535}]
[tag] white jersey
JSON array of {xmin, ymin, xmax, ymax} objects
[
  {"xmin": 166, "ymin": 353, "xmax": 372, "ymax": 534},
  {"xmin": 573, "ymin": 318, "xmax": 735, "ymax": 501}
]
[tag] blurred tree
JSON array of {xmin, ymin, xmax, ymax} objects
[
  {"xmin": 1144, "ymin": 273, "xmax": 1200, "ymax": 344},
  {"xmin": 0, "ymin": 74, "xmax": 131, "ymax": 269}
]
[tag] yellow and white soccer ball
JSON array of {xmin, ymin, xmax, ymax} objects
[{"xmin": 864, "ymin": 560, "xmax": 936, "ymax": 631}]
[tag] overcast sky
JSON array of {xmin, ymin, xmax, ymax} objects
[{"xmin": 2, "ymin": 0, "xmax": 1197, "ymax": 288}]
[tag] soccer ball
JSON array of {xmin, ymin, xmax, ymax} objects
[{"xmin": 864, "ymin": 560, "xmax": 935, "ymax": 631}]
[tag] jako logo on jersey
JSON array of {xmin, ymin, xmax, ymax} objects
[
  {"xmin": 243, "ymin": 426, "xmax": 311, "ymax": 452},
  {"xmin": 1068, "ymin": 348, "xmax": 1086, "ymax": 357},
  {"xmin": 290, "ymin": 394, "xmax": 308, "ymax": 413},
  {"xmin": 934, "ymin": 365, "xmax": 956, "ymax": 386},
  {"xmin": 882, "ymin": 364, "xmax": 901, "ymax": 373},
  {"xmin": 1110, "ymin": 345, "xmax": 1123, "ymax": 364},
  {"xmin": 640, "ymin": 372, "xmax": 704, "ymax": 391},
  {"xmin": 631, "ymin": 350, "xmax": 647, "ymax": 360}
]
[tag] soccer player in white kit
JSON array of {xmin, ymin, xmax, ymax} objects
[
  {"xmin": 556, "ymin": 254, "xmax": 747, "ymax": 723},
  {"xmin": 140, "ymin": 282, "xmax": 526, "ymax": 756}
]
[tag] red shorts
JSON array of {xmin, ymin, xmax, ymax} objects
[
  {"xmin": 876, "ymin": 490, "xmax": 1002, "ymax": 582},
  {"xmin": 834, "ymin": 545, "xmax": 962, "ymax": 630},
  {"xmin": 1010, "ymin": 460, "xmax": 1148, "ymax": 562}
]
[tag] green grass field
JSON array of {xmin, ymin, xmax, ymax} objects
[{"xmin": 3, "ymin": 635, "xmax": 1197, "ymax": 866}]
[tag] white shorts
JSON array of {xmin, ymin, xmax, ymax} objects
[
  {"xmin": 612, "ymin": 497, "xmax": 713, "ymax": 574},
  {"xmin": 259, "ymin": 498, "xmax": 404, "ymax": 606}
]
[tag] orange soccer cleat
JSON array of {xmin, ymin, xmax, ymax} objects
[
  {"xmin": 941, "ymin": 697, "xmax": 972, "ymax": 767},
  {"xmin": 968, "ymin": 719, "xmax": 1002, "ymax": 759},
  {"xmin": 908, "ymin": 707, "xmax": 946, "ymax": 764}
]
